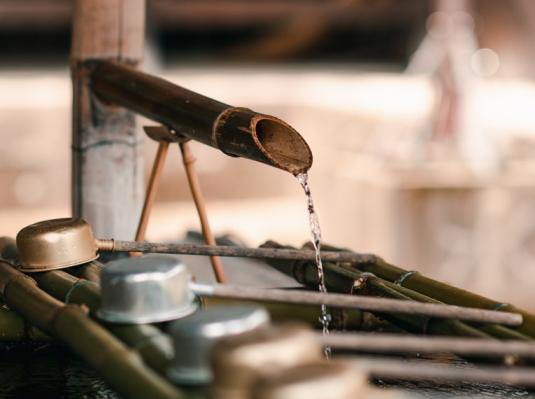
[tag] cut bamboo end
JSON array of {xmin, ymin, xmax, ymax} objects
[{"xmin": 251, "ymin": 115, "xmax": 313, "ymax": 175}]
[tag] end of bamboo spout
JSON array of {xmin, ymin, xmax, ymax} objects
[
  {"xmin": 214, "ymin": 109, "xmax": 313, "ymax": 175},
  {"xmin": 252, "ymin": 116, "xmax": 313, "ymax": 175}
]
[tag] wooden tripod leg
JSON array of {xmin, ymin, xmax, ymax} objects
[
  {"xmin": 132, "ymin": 142, "xmax": 169, "ymax": 256},
  {"xmin": 179, "ymin": 142, "xmax": 227, "ymax": 283}
]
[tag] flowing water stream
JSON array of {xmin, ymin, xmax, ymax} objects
[{"xmin": 296, "ymin": 172, "xmax": 332, "ymax": 358}]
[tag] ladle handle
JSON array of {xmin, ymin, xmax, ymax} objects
[{"xmin": 189, "ymin": 283, "xmax": 523, "ymax": 326}]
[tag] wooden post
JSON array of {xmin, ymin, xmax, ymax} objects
[{"xmin": 71, "ymin": 0, "xmax": 145, "ymax": 241}]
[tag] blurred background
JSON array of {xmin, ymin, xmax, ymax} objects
[{"xmin": 2, "ymin": 0, "xmax": 535, "ymax": 307}]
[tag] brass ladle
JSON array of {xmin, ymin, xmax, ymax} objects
[{"xmin": 15, "ymin": 218, "xmax": 523, "ymax": 326}]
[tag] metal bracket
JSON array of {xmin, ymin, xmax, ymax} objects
[{"xmin": 143, "ymin": 125, "xmax": 190, "ymax": 144}]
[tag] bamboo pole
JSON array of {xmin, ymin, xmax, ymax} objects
[
  {"xmin": 322, "ymin": 332, "xmax": 535, "ymax": 358},
  {"xmin": 318, "ymin": 243, "xmax": 535, "ymax": 339},
  {"xmin": 71, "ymin": 0, "xmax": 145, "ymax": 242},
  {"xmin": 0, "ymin": 261, "xmax": 181, "ymax": 399},
  {"xmin": 90, "ymin": 61, "xmax": 312, "ymax": 175},
  {"xmin": 190, "ymin": 283, "xmax": 522, "ymax": 325},
  {"xmin": 179, "ymin": 142, "xmax": 226, "ymax": 283},
  {"xmin": 32, "ymin": 270, "xmax": 174, "ymax": 375},
  {"xmin": 331, "ymin": 262, "xmax": 531, "ymax": 342},
  {"xmin": 259, "ymin": 242, "xmax": 517, "ymax": 340},
  {"xmin": 67, "ymin": 261, "xmax": 103, "ymax": 283},
  {"xmin": 0, "ymin": 307, "xmax": 50, "ymax": 342}
]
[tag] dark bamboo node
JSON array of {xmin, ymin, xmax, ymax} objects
[
  {"xmin": 322, "ymin": 332, "xmax": 535, "ymax": 358},
  {"xmin": 96, "ymin": 239, "xmax": 378, "ymax": 263},
  {"xmin": 91, "ymin": 61, "xmax": 312, "ymax": 175}
]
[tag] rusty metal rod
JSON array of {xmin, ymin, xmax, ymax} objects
[
  {"xmin": 96, "ymin": 239, "xmax": 377, "ymax": 263},
  {"xmin": 352, "ymin": 356, "xmax": 535, "ymax": 387},
  {"xmin": 91, "ymin": 61, "xmax": 312, "ymax": 175},
  {"xmin": 189, "ymin": 283, "xmax": 522, "ymax": 326},
  {"xmin": 322, "ymin": 332, "xmax": 535, "ymax": 358}
]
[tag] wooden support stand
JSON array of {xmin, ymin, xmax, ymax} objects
[{"xmin": 134, "ymin": 126, "xmax": 227, "ymax": 283}]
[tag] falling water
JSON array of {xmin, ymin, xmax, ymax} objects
[{"xmin": 296, "ymin": 172, "xmax": 332, "ymax": 358}]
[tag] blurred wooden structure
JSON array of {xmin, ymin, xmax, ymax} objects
[{"xmin": 70, "ymin": 0, "xmax": 145, "ymax": 240}]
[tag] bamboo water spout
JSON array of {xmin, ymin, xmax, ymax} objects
[{"xmin": 91, "ymin": 61, "xmax": 312, "ymax": 175}]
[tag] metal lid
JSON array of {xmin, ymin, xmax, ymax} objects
[
  {"xmin": 250, "ymin": 361, "xmax": 367, "ymax": 399},
  {"xmin": 96, "ymin": 255, "xmax": 197, "ymax": 324},
  {"xmin": 211, "ymin": 324, "xmax": 322, "ymax": 399},
  {"xmin": 16, "ymin": 218, "xmax": 98, "ymax": 272},
  {"xmin": 167, "ymin": 305, "xmax": 270, "ymax": 386}
]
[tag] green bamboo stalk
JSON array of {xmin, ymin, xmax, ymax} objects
[
  {"xmin": 261, "ymin": 241, "xmax": 488, "ymax": 338},
  {"xmin": 332, "ymin": 262, "xmax": 531, "ymax": 342},
  {"xmin": 0, "ymin": 237, "xmax": 176, "ymax": 374},
  {"xmin": 32, "ymin": 270, "xmax": 175, "ymax": 375},
  {"xmin": 0, "ymin": 261, "xmax": 181, "ymax": 399},
  {"xmin": 317, "ymin": 242, "xmax": 535, "ymax": 339},
  {"xmin": 0, "ymin": 306, "xmax": 50, "ymax": 342},
  {"xmin": 67, "ymin": 261, "xmax": 102, "ymax": 283}
]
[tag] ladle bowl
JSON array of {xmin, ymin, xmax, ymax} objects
[{"xmin": 16, "ymin": 218, "xmax": 98, "ymax": 272}]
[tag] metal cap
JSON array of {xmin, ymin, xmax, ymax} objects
[
  {"xmin": 211, "ymin": 324, "xmax": 322, "ymax": 399},
  {"xmin": 167, "ymin": 305, "xmax": 270, "ymax": 386},
  {"xmin": 16, "ymin": 218, "xmax": 98, "ymax": 272},
  {"xmin": 96, "ymin": 255, "xmax": 197, "ymax": 324},
  {"xmin": 250, "ymin": 361, "xmax": 368, "ymax": 399}
]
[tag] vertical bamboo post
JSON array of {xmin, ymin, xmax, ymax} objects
[{"xmin": 71, "ymin": 0, "xmax": 145, "ymax": 242}]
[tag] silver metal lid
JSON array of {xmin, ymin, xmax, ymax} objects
[
  {"xmin": 167, "ymin": 304, "xmax": 270, "ymax": 385},
  {"xmin": 96, "ymin": 255, "xmax": 197, "ymax": 324}
]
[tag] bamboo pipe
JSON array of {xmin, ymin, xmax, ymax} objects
[
  {"xmin": 319, "ymin": 243, "xmax": 535, "ymax": 339},
  {"xmin": 0, "ymin": 307, "xmax": 50, "ymax": 342},
  {"xmin": 264, "ymin": 239, "xmax": 533, "ymax": 341},
  {"xmin": 179, "ymin": 141, "xmax": 226, "ymax": 283},
  {"xmin": 330, "ymin": 262, "xmax": 531, "ymax": 342},
  {"xmin": 0, "ymin": 261, "xmax": 181, "ymax": 399},
  {"xmin": 91, "ymin": 61, "xmax": 312, "ymax": 175},
  {"xmin": 31, "ymin": 269, "xmax": 175, "ymax": 375},
  {"xmin": 259, "ymin": 241, "xmax": 517, "ymax": 340},
  {"xmin": 352, "ymin": 356, "xmax": 535, "ymax": 387},
  {"xmin": 322, "ymin": 332, "xmax": 535, "ymax": 359},
  {"xmin": 190, "ymin": 283, "xmax": 522, "ymax": 325}
]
